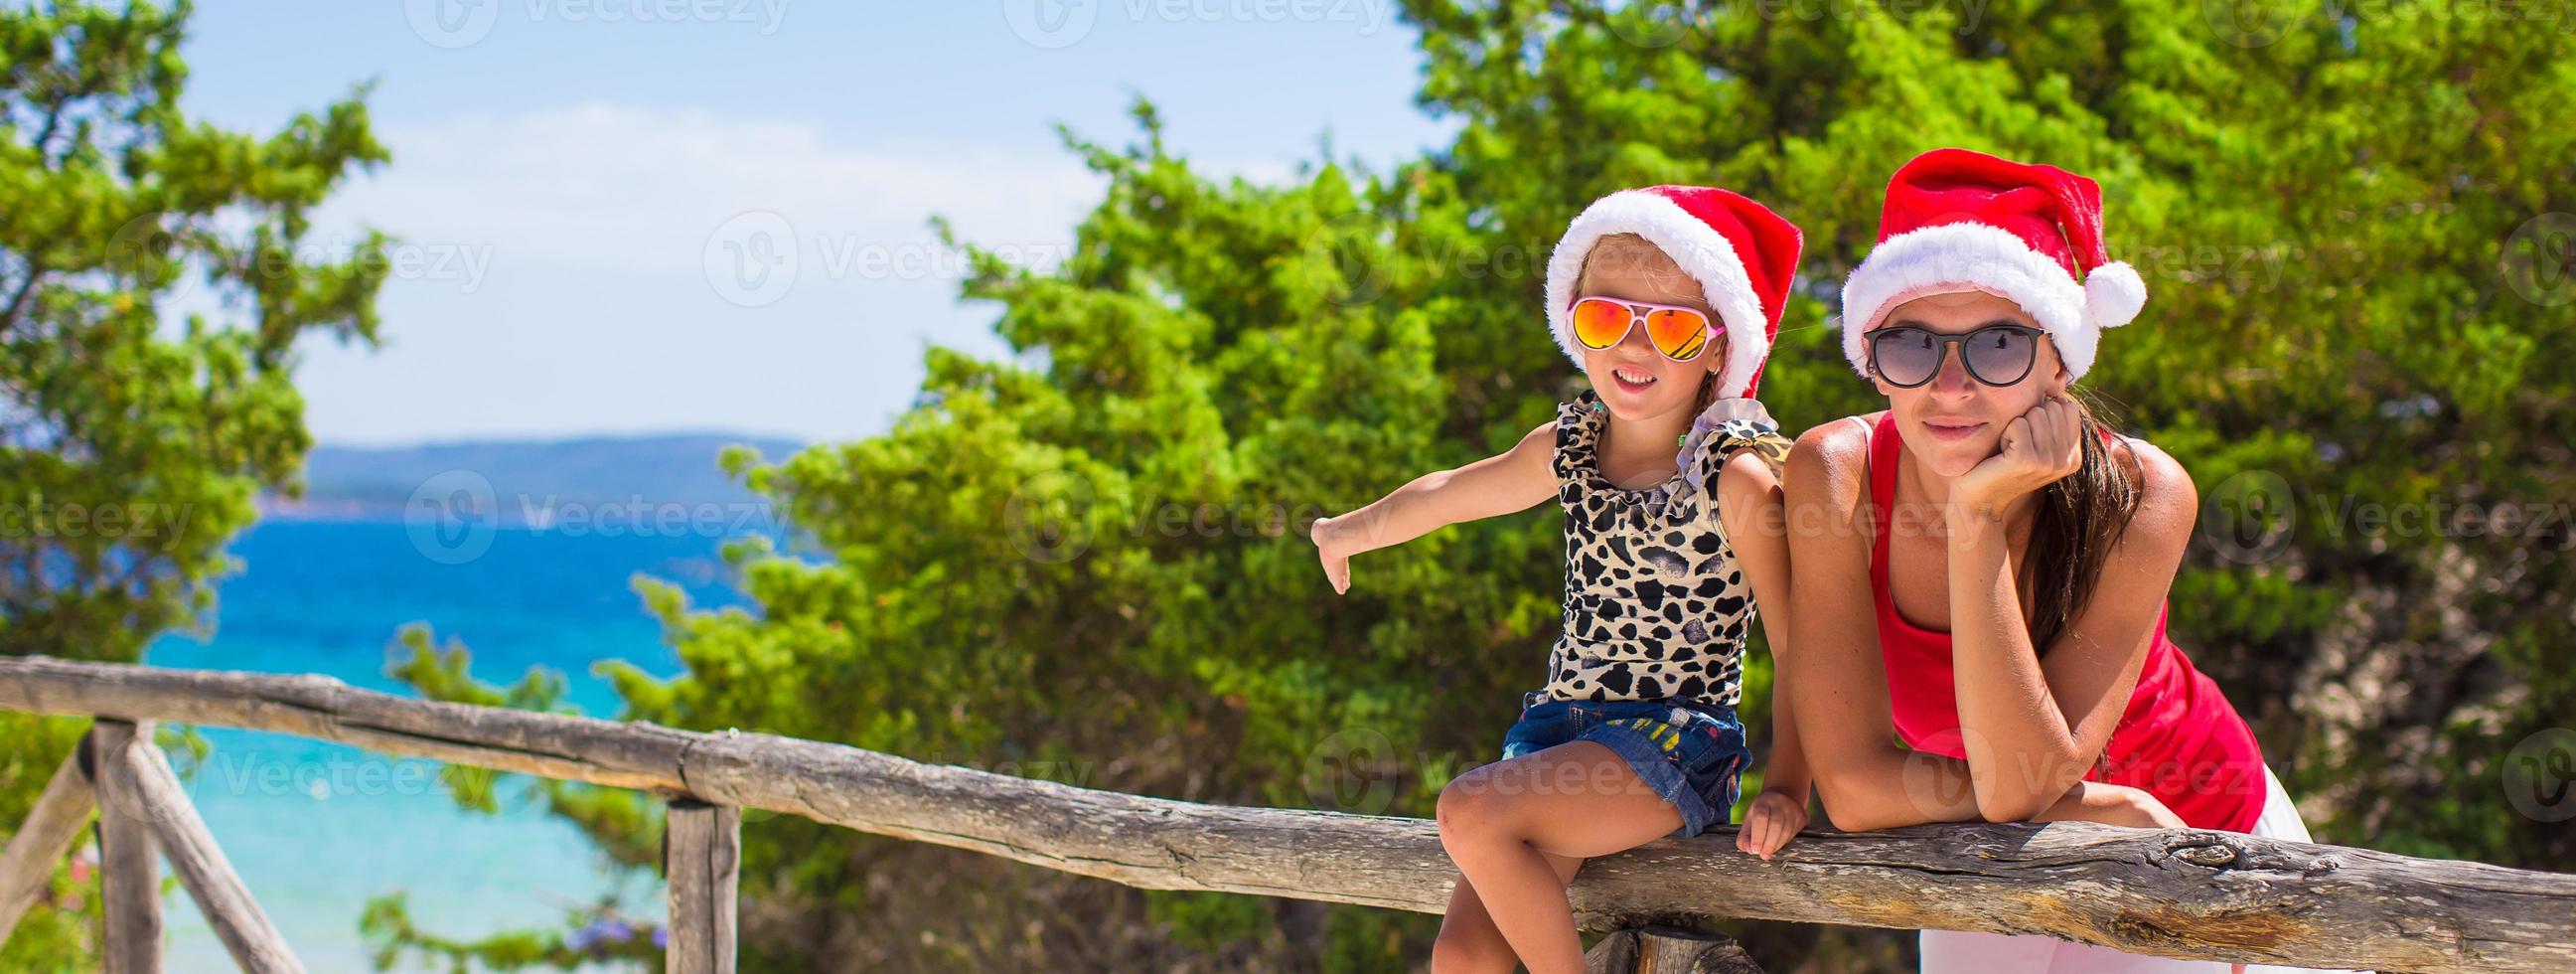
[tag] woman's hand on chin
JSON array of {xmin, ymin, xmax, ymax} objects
[{"xmin": 1950, "ymin": 392, "xmax": 2083, "ymax": 521}]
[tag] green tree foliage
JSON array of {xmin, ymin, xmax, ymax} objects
[
  {"xmin": 1404, "ymin": 0, "xmax": 2576, "ymax": 873},
  {"xmin": 0, "ymin": 2, "xmax": 389, "ymax": 969},
  {"xmin": 1411, "ymin": 0, "xmax": 2576, "ymax": 866},
  {"xmin": 390, "ymin": 101, "xmax": 1546, "ymax": 968},
  {"xmin": 399, "ymin": 1, "xmax": 2573, "ymax": 970}
]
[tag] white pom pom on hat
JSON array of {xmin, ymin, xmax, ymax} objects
[{"xmin": 2084, "ymin": 258, "xmax": 2147, "ymax": 329}]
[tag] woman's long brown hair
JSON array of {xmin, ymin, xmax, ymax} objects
[{"xmin": 2019, "ymin": 387, "xmax": 2143, "ymax": 655}]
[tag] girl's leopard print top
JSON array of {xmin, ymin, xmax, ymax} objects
[{"xmin": 1539, "ymin": 388, "xmax": 1793, "ymax": 707}]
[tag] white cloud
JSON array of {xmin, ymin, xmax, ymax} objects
[
  {"xmin": 279, "ymin": 103, "xmax": 1116, "ymax": 446},
  {"xmin": 322, "ymin": 102, "xmax": 1107, "ymax": 280}
]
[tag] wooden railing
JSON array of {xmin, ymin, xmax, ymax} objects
[{"xmin": 2, "ymin": 655, "xmax": 2571, "ymax": 973}]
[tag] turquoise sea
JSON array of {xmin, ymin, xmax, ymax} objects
[{"xmin": 140, "ymin": 518, "xmax": 751, "ymax": 971}]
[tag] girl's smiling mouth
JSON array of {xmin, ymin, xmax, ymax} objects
[{"xmin": 1610, "ymin": 366, "xmax": 1659, "ymax": 393}]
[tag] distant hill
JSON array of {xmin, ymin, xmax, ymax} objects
[{"xmin": 261, "ymin": 432, "xmax": 808, "ymax": 524}]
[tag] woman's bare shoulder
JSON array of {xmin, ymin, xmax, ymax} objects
[
  {"xmin": 1785, "ymin": 411, "xmax": 1886, "ymax": 513},
  {"xmin": 2103, "ymin": 431, "xmax": 2197, "ymax": 547}
]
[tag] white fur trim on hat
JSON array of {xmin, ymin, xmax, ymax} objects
[
  {"xmin": 1544, "ymin": 191, "xmax": 1769, "ymax": 399},
  {"xmin": 1837, "ymin": 222, "xmax": 2112, "ymax": 381}
]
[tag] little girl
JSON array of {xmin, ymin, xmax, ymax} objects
[{"xmin": 1308, "ymin": 186, "xmax": 1813, "ymax": 974}]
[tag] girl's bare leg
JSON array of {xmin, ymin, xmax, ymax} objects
[
  {"xmin": 1431, "ymin": 849, "xmax": 1581, "ymax": 974},
  {"xmin": 1436, "ymin": 740, "xmax": 1686, "ymax": 974}
]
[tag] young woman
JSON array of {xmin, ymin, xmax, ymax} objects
[{"xmin": 1780, "ymin": 148, "xmax": 2365, "ymax": 974}]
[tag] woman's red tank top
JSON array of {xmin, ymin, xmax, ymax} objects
[{"xmin": 1863, "ymin": 410, "xmax": 2267, "ymax": 832}]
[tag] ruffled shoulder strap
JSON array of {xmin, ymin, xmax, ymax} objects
[
  {"xmin": 1676, "ymin": 398, "xmax": 1790, "ymax": 500},
  {"xmin": 1552, "ymin": 390, "xmax": 1605, "ymax": 489}
]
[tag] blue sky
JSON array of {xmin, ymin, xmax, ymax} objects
[{"xmin": 174, "ymin": 1, "xmax": 1452, "ymax": 446}]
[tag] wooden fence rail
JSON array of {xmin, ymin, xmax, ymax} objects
[{"xmin": 2, "ymin": 654, "xmax": 2572, "ymax": 973}]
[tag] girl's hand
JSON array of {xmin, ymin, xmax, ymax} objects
[
  {"xmin": 1950, "ymin": 392, "xmax": 2083, "ymax": 519},
  {"xmin": 1310, "ymin": 516, "xmax": 1350, "ymax": 594},
  {"xmin": 1736, "ymin": 789, "xmax": 1808, "ymax": 861}
]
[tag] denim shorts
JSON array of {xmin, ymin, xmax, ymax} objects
[{"xmin": 1495, "ymin": 689, "xmax": 1752, "ymax": 839}]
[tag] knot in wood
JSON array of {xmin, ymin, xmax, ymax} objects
[{"xmin": 2174, "ymin": 842, "xmax": 2240, "ymax": 869}]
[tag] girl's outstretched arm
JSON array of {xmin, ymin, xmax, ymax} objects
[{"xmin": 1310, "ymin": 419, "xmax": 1558, "ymax": 594}]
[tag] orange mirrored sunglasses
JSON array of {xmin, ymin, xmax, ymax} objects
[{"xmin": 1568, "ymin": 295, "xmax": 1715, "ymax": 362}]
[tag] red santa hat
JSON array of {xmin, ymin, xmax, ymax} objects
[
  {"xmin": 1837, "ymin": 148, "xmax": 2147, "ymax": 383},
  {"xmin": 1544, "ymin": 186, "xmax": 1802, "ymax": 399}
]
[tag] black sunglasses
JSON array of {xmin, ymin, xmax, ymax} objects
[{"xmin": 1866, "ymin": 322, "xmax": 2047, "ymax": 388}]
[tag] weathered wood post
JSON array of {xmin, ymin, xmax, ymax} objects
[
  {"xmin": 665, "ymin": 797, "xmax": 740, "ymax": 974},
  {"xmin": 91, "ymin": 719, "xmax": 161, "ymax": 973},
  {"xmin": 0, "ymin": 728, "xmax": 98, "ymax": 947},
  {"xmin": 1586, "ymin": 924, "xmax": 1766, "ymax": 973},
  {"xmin": 115, "ymin": 726, "xmax": 303, "ymax": 973}
]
